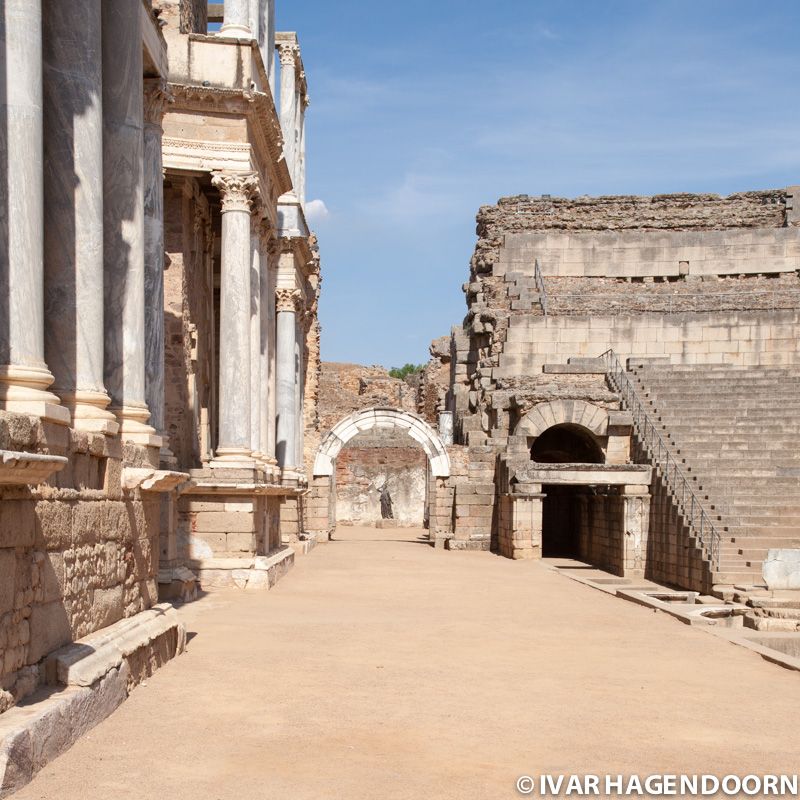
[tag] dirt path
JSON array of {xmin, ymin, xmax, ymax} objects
[{"xmin": 16, "ymin": 526, "xmax": 800, "ymax": 799}]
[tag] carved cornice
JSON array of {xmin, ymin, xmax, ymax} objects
[
  {"xmin": 143, "ymin": 78, "xmax": 173, "ymax": 126},
  {"xmin": 275, "ymin": 288, "xmax": 302, "ymax": 313},
  {"xmin": 167, "ymin": 84, "xmax": 287, "ymax": 186},
  {"xmin": 211, "ymin": 172, "xmax": 259, "ymax": 213}
]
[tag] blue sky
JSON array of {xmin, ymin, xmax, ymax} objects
[{"xmin": 274, "ymin": 1, "xmax": 800, "ymax": 368}]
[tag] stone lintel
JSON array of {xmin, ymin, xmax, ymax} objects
[{"xmin": 516, "ymin": 463, "xmax": 651, "ymax": 486}]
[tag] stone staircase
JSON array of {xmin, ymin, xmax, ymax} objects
[{"xmin": 628, "ymin": 360, "xmax": 800, "ymax": 588}]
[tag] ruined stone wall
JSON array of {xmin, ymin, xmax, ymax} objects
[
  {"xmin": 302, "ymin": 240, "xmax": 322, "ymax": 477},
  {"xmin": 483, "ymin": 190, "xmax": 791, "ymax": 233},
  {"xmin": 417, "ymin": 336, "xmax": 451, "ymax": 424},
  {"xmin": 319, "ymin": 362, "xmax": 417, "ymax": 434},
  {"xmin": 163, "ymin": 178, "xmax": 216, "ymax": 467},
  {"xmin": 335, "ymin": 431, "xmax": 427, "ymax": 526},
  {"xmin": 454, "ymin": 187, "xmax": 800, "ymax": 449},
  {"xmin": 0, "ymin": 413, "xmax": 160, "ymax": 714},
  {"xmin": 153, "ymin": 0, "xmax": 207, "ymax": 35}
]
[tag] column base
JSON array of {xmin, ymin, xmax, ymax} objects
[
  {"xmin": 218, "ymin": 23, "xmax": 252, "ymax": 39},
  {"xmin": 112, "ymin": 403, "xmax": 162, "ymax": 448},
  {"xmin": 60, "ymin": 389, "xmax": 120, "ymax": 435},
  {"xmin": 0, "ymin": 364, "xmax": 70, "ymax": 425},
  {"xmin": 210, "ymin": 446, "xmax": 257, "ymax": 469}
]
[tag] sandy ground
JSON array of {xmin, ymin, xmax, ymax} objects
[{"xmin": 15, "ymin": 526, "xmax": 800, "ymax": 799}]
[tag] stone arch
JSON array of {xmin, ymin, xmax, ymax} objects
[
  {"xmin": 514, "ymin": 400, "xmax": 609, "ymax": 439},
  {"xmin": 313, "ymin": 407, "xmax": 451, "ymax": 478}
]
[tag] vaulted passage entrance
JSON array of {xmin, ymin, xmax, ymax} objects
[{"xmin": 305, "ymin": 408, "xmax": 452, "ymax": 543}]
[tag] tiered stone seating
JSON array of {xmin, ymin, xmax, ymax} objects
[{"xmin": 629, "ymin": 360, "xmax": 800, "ymax": 587}]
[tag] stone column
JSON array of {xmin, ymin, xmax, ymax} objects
[
  {"xmin": 211, "ymin": 172, "xmax": 259, "ymax": 464},
  {"xmin": 220, "ymin": 0, "xmax": 252, "ymax": 38},
  {"xmin": 249, "ymin": 213, "xmax": 263, "ymax": 463},
  {"xmin": 277, "ymin": 42, "xmax": 297, "ymax": 187},
  {"xmin": 265, "ymin": 239, "xmax": 278, "ymax": 463},
  {"xmin": 297, "ymin": 98, "xmax": 307, "ymax": 207},
  {"xmin": 102, "ymin": 0, "xmax": 158, "ymax": 447},
  {"xmin": 259, "ymin": 0, "xmax": 276, "ymax": 95},
  {"xmin": 258, "ymin": 223, "xmax": 276, "ymax": 470},
  {"xmin": 42, "ymin": 0, "xmax": 114, "ymax": 432},
  {"xmin": 275, "ymin": 286, "xmax": 300, "ymax": 469},
  {"xmin": 0, "ymin": 0, "xmax": 68, "ymax": 423},
  {"xmin": 622, "ymin": 487, "xmax": 651, "ymax": 579},
  {"xmin": 143, "ymin": 78, "xmax": 173, "ymax": 462}
]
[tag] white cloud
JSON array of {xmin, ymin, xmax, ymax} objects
[{"xmin": 305, "ymin": 199, "xmax": 330, "ymax": 223}]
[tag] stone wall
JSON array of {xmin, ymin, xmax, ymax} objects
[
  {"xmin": 0, "ymin": 412, "xmax": 161, "ymax": 713},
  {"xmin": 481, "ymin": 190, "xmax": 792, "ymax": 234},
  {"xmin": 334, "ymin": 431, "xmax": 427, "ymax": 526},
  {"xmin": 495, "ymin": 310, "xmax": 800, "ymax": 379},
  {"xmin": 163, "ymin": 177, "xmax": 216, "ymax": 467}
]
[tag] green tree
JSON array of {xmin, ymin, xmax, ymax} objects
[{"xmin": 388, "ymin": 363, "xmax": 425, "ymax": 380}]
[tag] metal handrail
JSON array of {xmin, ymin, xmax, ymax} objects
[
  {"xmin": 599, "ymin": 349, "xmax": 721, "ymax": 570},
  {"xmin": 534, "ymin": 258, "xmax": 548, "ymax": 316}
]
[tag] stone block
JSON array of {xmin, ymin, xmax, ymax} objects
[
  {"xmin": 192, "ymin": 511, "xmax": 254, "ymax": 534},
  {"xmin": 0, "ymin": 550, "xmax": 15, "ymax": 615},
  {"xmin": 0, "ymin": 501, "xmax": 36, "ymax": 549},
  {"xmin": 40, "ymin": 552, "xmax": 66, "ymax": 604},
  {"xmin": 28, "ymin": 601, "xmax": 72, "ymax": 664},
  {"xmin": 34, "ymin": 501, "xmax": 73, "ymax": 551},
  {"xmin": 91, "ymin": 586, "xmax": 124, "ymax": 630},
  {"xmin": 763, "ymin": 550, "xmax": 800, "ymax": 590}
]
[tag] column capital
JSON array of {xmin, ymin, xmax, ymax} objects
[
  {"xmin": 277, "ymin": 42, "xmax": 298, "ymax": 67},
  {"xmin": 143, "ymin": 78, "xmax": 173, "ymax": 127},
  {"xmin": 211, "ymin": 172, "xmax": 260, "ymax": 213},
  {"xmin": 275, "ymin": 287, "xmax": 301, "ymax": 313}
]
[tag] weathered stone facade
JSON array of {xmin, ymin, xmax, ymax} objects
[
  {"xmin": 0, "ymin": 0, "xmax": 322, "ymax": 789},
  {"xmin": 437, "ymin": 186, "xmax": 800, "ymax": 592}
]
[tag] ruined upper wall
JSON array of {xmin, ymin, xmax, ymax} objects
[{"xmin": 478, "ymin": 189, "xmax": 794, "ymax": 237}]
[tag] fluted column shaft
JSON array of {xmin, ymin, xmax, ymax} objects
[
  {"xmin": 212, "ymin": 172, "xmax": 258, "ymax": 463},
  {"xmin": 297, "ymin": 101, "xmax": 307, "ymax": 207},
  {"xmin": 143, "ymin": 79, "xmax": 172, "ymax": 460},
  {"xmin": 0, "ymin": 0, "xmax": 67, "ymax": 423},
  {"xmin": 42, "ymin": 0, "xmax": 114, "ymax": 432},
  {"xmin": 102, "ymin": 0, "xmax": 158, "ymax": 446},
  {"xmin": 275, "ymin": 284, "xmax": 299, "ymax": 469},
  {"xmin": 220, "ymin": 0, "xmax": 251, "ymax": 38},
  {"xmin": 277, "ymin": 43, "xmax": 297, "ymax": 187}
]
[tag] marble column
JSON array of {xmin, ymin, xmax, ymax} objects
[
  {"xmin": 249, "ymin": 213, "xmax": 263, "ymax": 463},
  {"xmin": 295, "ymin": 314, "xmax": 304, "ymax": 470},
  {"xmin": 297, "ymin": 98, "xmax": 308, "ymax": 207},
  {"xmin": 41, "ymin": 0, "xmax": 114, "ymax": 432},
  {"xmin": 277, "ymin": 42, "xmax": 297, "ymax": 187},
  {"xmin": 0, "ymin": 0, "xmax": 68, "ymax": 423},
  {"xmin": 102, "ymin": 0, "xmax": 158, "ymax": 447},
  {"xmin": 211, "ymin": 172, "xmax": 259, "ymax": 464},
  {"xmin": 143, "ymin": 78, "xmax": 173, "ymax": 462},
  {"xmin": 275, "ymin": 285, "xmax": 299, "ymax": 469},
  {"xmin": 266, "ymin": 238, "xmax": 278, "ymax": 463},
  {"xmin": 258, "ymin": 223, "xmax": 276, "ymax": 468},
  {"xmin": 259, "ymin": 0, "xmax": 276, "ymax": 95},
  {"xmin": 220, "ymin": 0, "xmax": 252, "ymax": 39}
]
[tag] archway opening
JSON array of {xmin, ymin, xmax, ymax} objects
[
  {"xmin": 335, "ymin": 428, "xmax": 428, "ymax": 530},
  {"xmin": 531, "ymin": 424, "xmax": 604, "ymax": 464},
  {"xmin": 311, "ymin": 408, "xmax": 451, "ymax": 543}
]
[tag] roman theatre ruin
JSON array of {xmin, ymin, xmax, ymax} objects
[{"xmin": 0, "ymin": 0, "xmax": 799, "ymax": 794}]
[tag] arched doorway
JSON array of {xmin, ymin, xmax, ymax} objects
[{"xmin": 308, "ymin": 408, "xmax": 451, "ymax": 541}]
